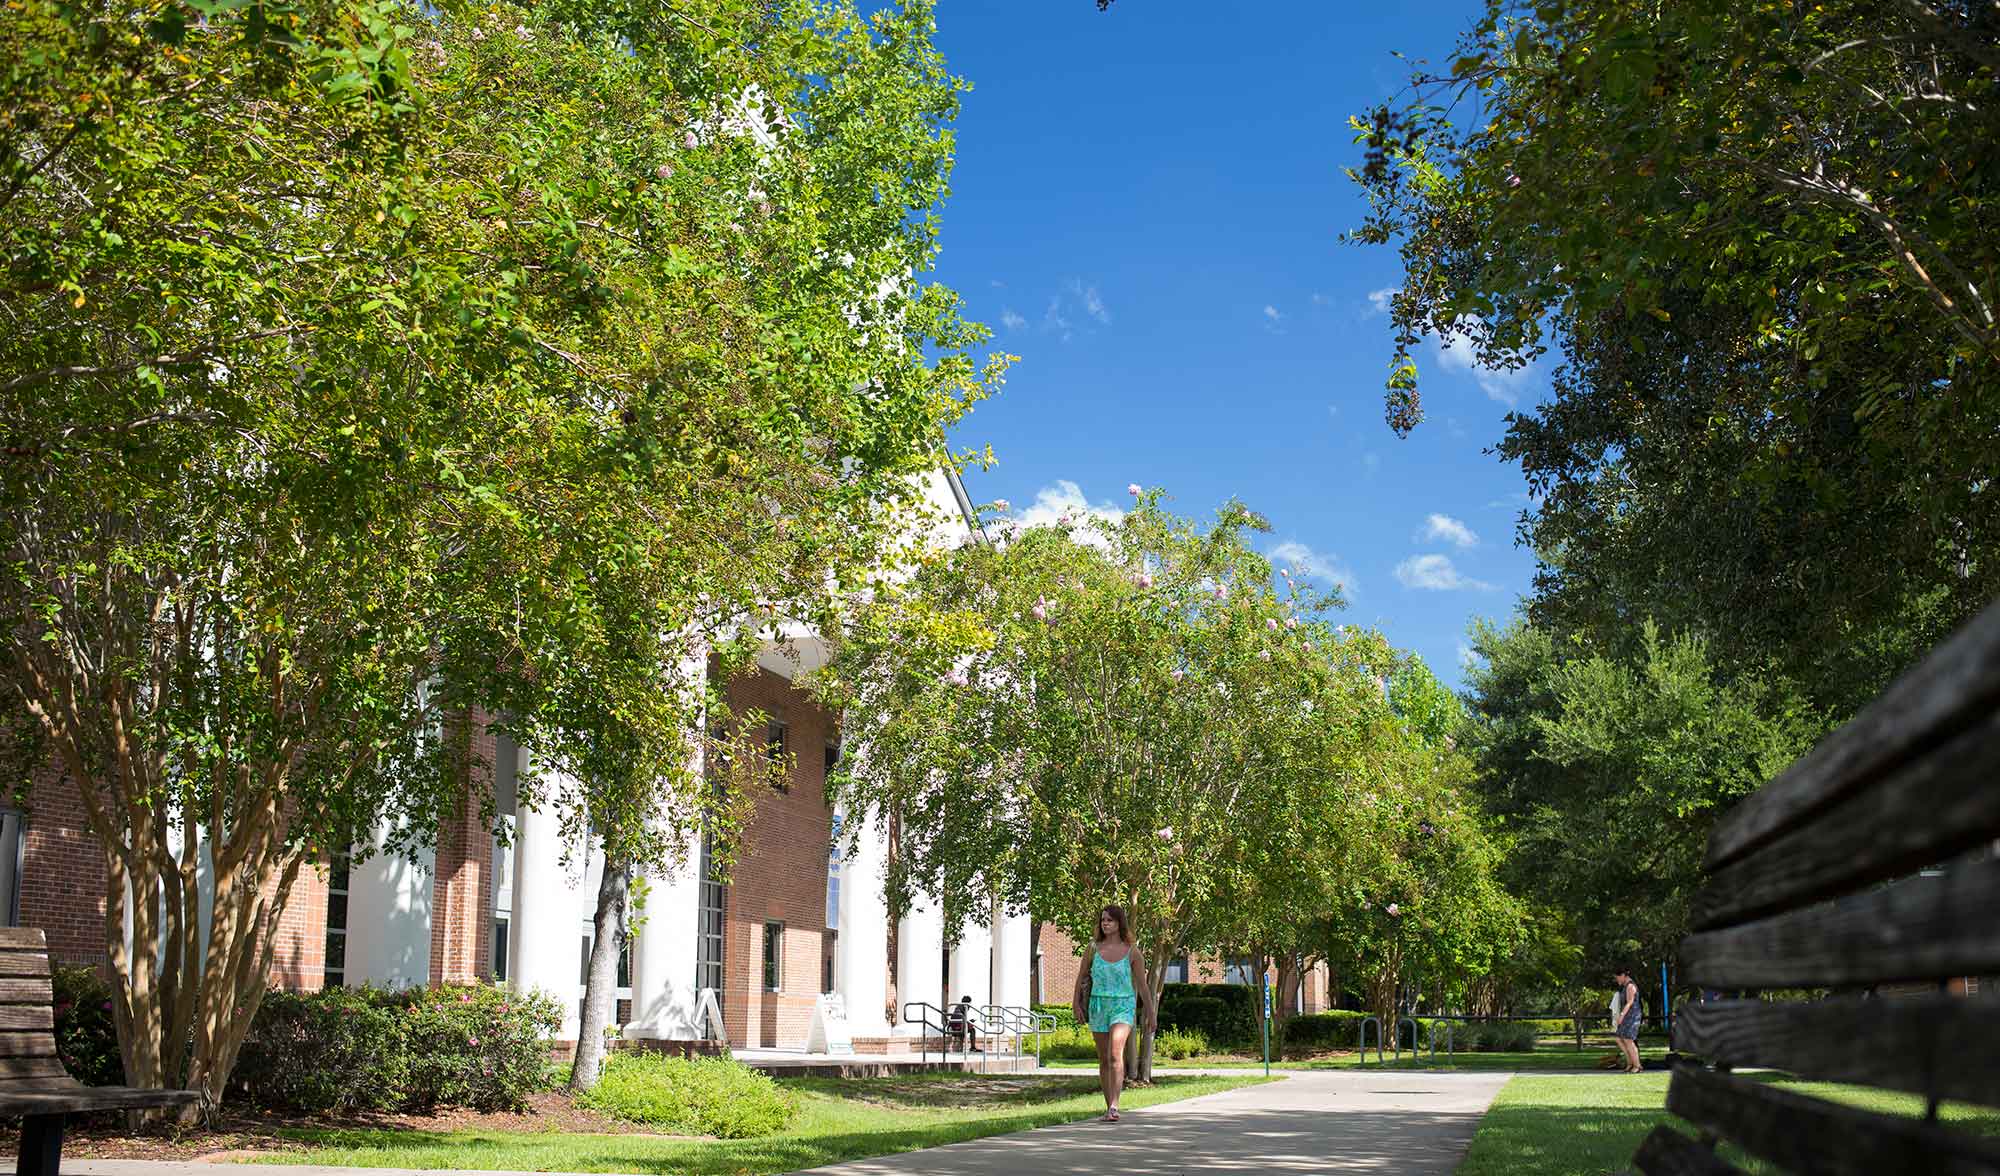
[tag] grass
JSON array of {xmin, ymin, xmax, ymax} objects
[
  {"xmin": 1043, "ymin": 1039, "xmax": 1673, "ymax": 1073},
  {"xmin": 1458, "ymin": 1071, "xmax": 2000, "ymax": 1176},
  {"xmin": 252, "ymin": 1072, "xmax": 1271, "ymax": 1175}
]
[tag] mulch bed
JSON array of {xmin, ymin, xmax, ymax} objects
[{"xmin": 0, "ymin": 1093, "xmax": 644, "ymax": 1162}]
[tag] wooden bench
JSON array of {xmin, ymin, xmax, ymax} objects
[
  {"xmin": 1631, "ymin": 600, "xmax": 2000, "ymax": 1174},
  {"xmin": 0, "ymin": 928, "xmax": 197, "ymax": 1175}
]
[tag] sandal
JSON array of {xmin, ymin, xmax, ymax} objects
[{"xmin": 1106, "ymin": 1109, "xmax": 1121, "ymax": 1123}]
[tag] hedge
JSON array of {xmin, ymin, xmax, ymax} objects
[
  {"xmin": 52, "ymin": 965, "xmax": 122, "ymax": 1087},
  {"xmin": 1157, "ymin": 983, "xmax": 1259, "ymax": 1046},
  {"xmin": 234, "ymin": 983, "xmax": 561, "ymax": 1113},
  {"xmin": 578, "ymin": 1053, "xmax": 795, "ymax": 1137}
]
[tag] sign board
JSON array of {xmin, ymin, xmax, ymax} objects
[
  {"xmin": 807, "ymin": 992, "xmax": 853, "ymax": 1055},
  {"xmin": 695, "ymin": 988, "xmax": 728, "ymax": 1046}
]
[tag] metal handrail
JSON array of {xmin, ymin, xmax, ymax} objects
[{"xmin": 901, "ymin": 1001, "xmax": 961, "ymax": 1066}]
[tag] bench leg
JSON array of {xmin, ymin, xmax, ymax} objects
[{"xmin": 16, "ymin": 1114, "xmax": 63, "ymax": 1176}]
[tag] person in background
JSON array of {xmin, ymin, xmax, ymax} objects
[
  {"xmin": 1611, "ymin": 967, "xmax": 1644, "ymax": 1073},
  {"xmin": 947, "ymin": 994, "xmax": 981, "ymax": 1053}
]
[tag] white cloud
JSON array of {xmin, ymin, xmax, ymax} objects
[
  {"xmin": 1430, "ymin": 319, "xmax": 1534, "ymax": 407},
  {"xmin": 1043, "ymin": 295, "xmax": 1072, "ymax": 341},
  {"xmin": 1065, "ymin": 279, "xmax": 1110, "ymax": 325},
  {"xmin": 1395, "ymin": 553, "xmax": 1495, "ymax": 592},
  {"xmin": 1311, "ymin": 291, "xmax": 1332, "ymax": 307},
  {"xmin": 1270, "ymin": 540, "xmax": 1359, "ymax": 595},
  {"xmin": 1011, "ymin": 480, "xmax": 1126, "ymax": 539},
  {"xmin": 1421, "ymin": 513, "xmax": 1479, "ymax": 549},
  {"xmin": 1263, "ymin": 304, "xmax": 1283, "ymax": 322},
  {"xmin": 1000, "ymin": 307, "xmax": 1028, "ymax": 331},
  {"xmin": 1261, "ymin": 304, "xmax": 1286, "ymax": 334},
  {"xmin": 1366, "ymin": 287, "xmax": 1398, "ymax": 316}
]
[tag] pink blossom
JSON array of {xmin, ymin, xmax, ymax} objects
[
  {"xmin": 1214, "ymin": 583, "xmax": 1228, "ymax": 601},
  {"xmin": 685, "ymin": 131, "xmax": 700, "ymax": 149},
  {"xmin": 1266, "ymin": 618, "xmax": 1279, "ymax": 630},
  {"xmin": 1285, "ymin": 617, "xmax": 1298, "ymax": 630},
  {"xmin": 1506, "ymin": 173, "xmax": 1522, "ymax": 188},
  {"xmin": 1127, "ymin": 483, "xmax": 1142, "ymax": 497},
  {"xmin": 1258, "ymin": 649, "xmax": 1272, "ymax": 661},
  {"xmin": 469, "ymin": 1036, "xmax": 481, "ymax": 1046},
  {"xmin": 1386, "ymin": 903, "xmax": 1400, "ymax": 917},
  {"xmin": 758, "ymin": 199, "xmax": 774, "ymax": 216},
  {"xmin": 1058, "ymin": 512, "xmax": 1072, "ymax": 526},
  {"xmin": 1303, "ymin": 642, "xmax": 1314, "ymax": 652},
  {"xmin": 1156, "ymin": 826, "xmax": 1174, "ymax": 842},
  {"xmin": 1135, "ymin": 572, "xmax": 1154, "ymax": 589},
  {"xmin": 993, "ymin": 498, "xmax": 1011, "ymax": 512},
  {"xmin": 459, "ymin": 992, "xmax": 473, "ymax": 1004},
  {"xmin": 1170, "ymin": 669, "xmax": 1185, "ymax": 681},
  {"xmin": 655, "ymin": 164, "xmax": 673, "ymax": 180},
  {"xmin": 1030, "ymin": 604, "xmax": 1046, "ymax": 622}
]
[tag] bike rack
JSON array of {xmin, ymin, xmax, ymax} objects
[{"xmin": 1357, "ymin": 1015, "xmax": 1384, "ymax": 1064}]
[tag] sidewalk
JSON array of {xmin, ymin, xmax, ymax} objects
[{"xmin": 797, "ymin": 1068, "xmax": 1511, "ymax": 1174}]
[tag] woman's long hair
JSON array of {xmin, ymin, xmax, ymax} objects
[{"xmin": 1095, "ymin": 904, "xmax": 1131, "ymax": 944}]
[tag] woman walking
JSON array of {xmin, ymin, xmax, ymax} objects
[{"xmin": 1071, "ymin": 904, "xmax": 1156, "ymax": 1122}]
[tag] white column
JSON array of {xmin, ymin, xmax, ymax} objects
[
  {"xmin": 896, "ymin": 895, "xmax": 944, "ymax": 1032},
  {"xmin": 510, "ymin": 782, "xmax": 584, "ymax": 1038},
  {"xmin": 834, "ymin": 809, "xmax": 892, "ymax": 1036},
  {"xmin": 949, "ymin": 920, "xmax": 992, "ymax": 1011},
  {"xmin": 627, "ymin": 649, "xmax": 708, "ymax": 1040},
  {"xmin": 991, "ymin": 904, "xmax": 1033, "ymax": 1011}
]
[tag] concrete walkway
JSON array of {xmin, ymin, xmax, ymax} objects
[
  {"xmin": 798, "ymin": 1068, "xmax": 1511, "ymax": 1175},
  {"xmin": 52, "ymin": 1069, "xmax": 1508, "ymax": 1176}
]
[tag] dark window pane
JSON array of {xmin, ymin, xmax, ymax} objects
[
  {"xmin": 327, "ymin": 893, "xmax": 348, "ymax": 930},
  {"xmin": 763, "ymin": 921, "xmax": 783, "ymax": 991},
  {"xmin": 493, "ymin": 919, "xmax": 510, "ymax": 982},
  {"xmin": 325, "ymin": 971, "xmax": 343, "ymax": 989},
  {"xmin": 329, "ymin": 854, "xmax": 350, "ymax": 892},
  {"xmin": 325, "ymin": 932, "xmax": 346, "ymax": 970}
]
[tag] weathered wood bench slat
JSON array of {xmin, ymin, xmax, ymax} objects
[
  {"xmin": 0, "ymin": 1009, "xmax": 54, "ymax": 1032},
  {"xmin": 0, "ymin": 981, "xmax": 53, "ymax": 1006},
  {"xmin": 0, "ymin": 956, "xmax": 51, "ymax": 981},
  {"xmin": 1680, "ymin": 857, "xmax": 2000, "ymax": 989},
  {"xmin": 0, "ymin": 1058, "xmax": 71, "ymax": 1082},
  {"xmin": 0, "ymin": 933, "xmax": 48, "ymax": 953},
  {"xmin": 1631, "ymin": 1125, "xmax": 1747, "ymax": 1175},
  {"xmin": 0, "ymin": 1086, "xmax": 193, "ymax": 1114},
  {"xmin": 1675, "ymin": 997, "xmax": 2000, "ymax": 1109},
  {"xmin": 1704, "ymin": 600, "xmax": 2000, "ymax": 871},
  {"xmin": 0, "ymin": 1033, "xmax": 59, "ymax": 1060},
  {"xmin": 1665, "ymin": 1063, "xmax": 2000, "ymax": 1176},
  {"xmin": 1692, "ymin": 709, "xmax": 2000, "ymax": 930}
]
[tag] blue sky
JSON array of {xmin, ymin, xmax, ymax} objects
[{"xmin": 930, "ymin": 2, "xmax": 1541, "ymax": 690}]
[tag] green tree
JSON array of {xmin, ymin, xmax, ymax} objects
[
  {"xmin": 1459, "ymin": 618, "xmax": 1819, "ymax": 977},
  {"xmin": 0, "ymin": 0, "xmax": 994, "ymax": 1105},
  {"xmin": 1352, "ymin": 0, "xmax": 2000, "ymax": 714},
  {"xmin": 818, "ymin": 493, "xmax": 1404, "ymax": 1080}
]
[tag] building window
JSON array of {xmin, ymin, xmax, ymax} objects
[
  {"xmin": 0, "ymin": 810, "xmax": 21, "ymax": 927},
  {"xmin": 492, "ymin": 917, "xmax": 510, "ymax": 983},
  {"xmin": 823, "ymin": 742, "xmax": 841, "ymax": 803},
  {"xmin": 1223, "ymin": 955, "xmax": 1256, "ymax": 986},
  {"xmin": 696, "ymin": 832, "xmax": 725, "ymax": 1000},
  {"xmin": 1166, "ymin": 955, "xmax": 1189, "ymax": 985},
  {"xmin": 763, "ymin": 921, "xmax": 784, "ymax": 992},
  {"xmin": 325, "ymin": 850, "xmax": 351, "ymax": 988},
  {"xmin": 767, "ymin": 720, "xmax": 789, "ymax": 791},
  {"xmin": 823, "ymin": 929, "xmax": 838, "ymax": 994}
]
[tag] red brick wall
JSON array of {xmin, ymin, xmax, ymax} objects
[
  {"xmin": 718, "ymin": 668, "xmax": 834, "ymax": 1049},
  {"xmin": 431, "ymin": 708, "xmax": 495, "ymax": 986},
  {"xmin": 269, "ymin": 861, "xmax": 329, "ymax": 991},
  {"xmin": 18, "ymin": 754, "xmax": 107, "ymax": 966},
  {"xmin": 1038, "ymin": 924, "xmax": 1083, "ymax": 1005}
]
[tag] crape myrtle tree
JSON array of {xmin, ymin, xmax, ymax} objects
[
  {"xmin": 1350, "ymin": 0, "xmax": 2000, "ymax": 715},
  {"xmin": 0, "ymin": 0, "xmax": 995, "ymax": 1107},
  {"xmin": 453, "ymin": 0, "xmax": 997, "ymax": 1090},
  {"xmin": 817, "ymin": 491, "xmax": 1418, "ymax": 1081}
]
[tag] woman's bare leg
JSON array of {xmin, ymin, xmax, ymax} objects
[
  {"xmin": 1093, "ymin": 1031, "xmax": 1114, "ymax": 1111},
  {"xmin": 1104, "ymin": 1023, "xmax": 1132, "ymax": 1114}
]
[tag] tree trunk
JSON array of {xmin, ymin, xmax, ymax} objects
[
  {"xmin": 571, "ymin": 846, "xmax": 629, "ymax": 1091},
  {"xmin": 1128, "ymin": 953, "xmax": 1167, "ymax": 1084},
  {"xmin": 1273, "ymin": 954, "xmax": 1301, "ymax": 1029}
]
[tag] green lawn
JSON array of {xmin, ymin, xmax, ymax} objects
[
  {"xmin": 1045, "ymin": 1042, "xmax": 1671, "ymax": 1073},
  {"xmin": 252, "ymin": 1072, "xmax": 1270, "ymax": 1175},
  {"xmin": 1458, "ymin": 1071, "xmax": 2000, "ymax": 1176}
]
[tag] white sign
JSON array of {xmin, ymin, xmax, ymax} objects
[{"xmin": 807, "ymin": 992, "xmax": 854, "ymax": 1055}]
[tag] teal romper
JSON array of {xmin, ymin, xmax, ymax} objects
[{"xmin": 1088, "ymin": 949, "xmax": 1138, "ymax": 1033}]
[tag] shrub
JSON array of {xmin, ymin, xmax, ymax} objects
[
  {"xmin": 1038, "ymin": 1023, "xmax": 1098, "ymax": 1061},
  {"xmin": 1153, "ymin": 1027, "xmax": 1209, "ymax": 1060},
  {"xmin": 52, "ymin": 965, "xmax": 121, "ymax": 1086},
  {"xmin": 234, "ymin": 987, "xmax": 408, "ymax": 1113},
  {"xmin": 1465, "ymin": 1021, "xmax": 1539, "ymax": 1052},
  {"xmin": 1032, "ymin": 1003, "xmax": 1078, "ymax": 1031},
  {"xmin": 389, "ymin": 983, "xmax": 561, "ymax": 1111},
  {"xmin": 579, "ymin": 1053, "xmax": 795, "ymax": 1138},
  {"xmin": 1158, "ymin": 984, "xmax": 1258, "ymax": 1046},
  {"xmin": 1278, "ymin": 1010, "xmax": 1373, "ymax": 1056}
]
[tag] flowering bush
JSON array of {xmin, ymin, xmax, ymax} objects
[
  {"xmin": 234, "ymin": 986, "xmax": 407, "ymax": 1112},
  {"xmin": 234, "ymin": 983, "xmax": 560, "ymax": 1113},
  {"xmin": 52, "ymin": 965, "xmax": 122, "ymax": 1086},
  {"xmin": 387, "ymin": 983, "xmax": 561, "ymax": 1111}
]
